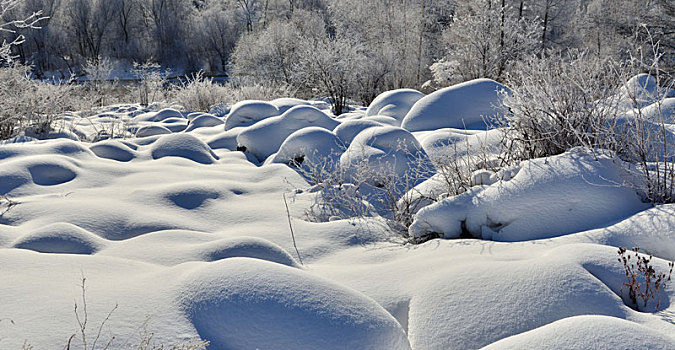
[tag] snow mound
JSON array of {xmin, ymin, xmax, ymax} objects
[
  {"xmin": 366, "ymin": 88, "xmax": 424, "ymax": 124},
  {"xmin": 150, "ymin": 134, "xmax": 218, "ymax": 164},
  {"xmin": 89, "ymin": 140, "xmax": 137, "ymax": 162},
  {"xmin": 401, "ymin": 78, "xmax": 509, "ymax": 131},
  {"xmin": 340, "ymin": 126, "xmax": 431, "ymax": 182},
  {"xmin": 135, "ymin": 125, "xmax": 172, "ymax": 138},
  {"xmin": 333, "ymin": 119, "xmax": 383, "ymax": 146},
  {"xmin": 483, "ymin": 315, "xmax": 675, "ymax": 349},
  {"xmin": 405, "ymin": 243, "xmax": 634, "ymax": 350},
  {"xmin": 271, "ymin": 97, "xmax": 311, "ymax": 114},
  {"xmin": 224, "ymin": 100, "xmax": 280, "ymax": 130},
  {"xmin": 200, "ymin": 237, "xmax": 299, "ymax": 267},
  {"xmin": 365, "ymin": 115, "xmax": 400, "ymax": 126},
  {"xmin": 186, "ymin": 112, "xmax": 206, "ymax": 121},
  {"xmin": 185, "ymin": 114, "xmax": 224, "ymax": 132},
  {"xmin": 0, "ymin": 167, "xmax": 30, "ymax": 194},
  {"xmin": 160, "ymin": 118, "xmax": 189, "ymax": 132},
  {"xmin": 620, "ymin": 74, "xmax": 661, "ymax": 108},
  {"xmin": 565, "ymin": 204, "xmax": 675, "ymax": 261},
  {"xmin": 419, "ymin": 128, "xmax": 504, "ymax": 163},
  {"xmin": 410, "ymin": 149, "xmax": 649, "ymax": 240},
  {"xmin": 206, "ymin": 128, "xmax": 242, "ymax": 150},
  {"xmin": 24, "ymin": 129, "xmax": 80, "ymax": 141},
  {"xmin": 12, "ymin": 223, "xmax": 105, "ymax": 254},
  {"xmin": 271, "ymin": 127, "xmax": 344, "ymax": 166},
  {"xmin": 640, "ymin": 97, "xmax": 675, "ymax": 123},
  {"xmin": 178, "ymin": 258, "xmax": 410, "ymax": 350},
  {"xmin": 237, "ymin": 105, "xmax": 339, "ymax": 161},
  {"xmin": 132, "ymin": 108, "xmax": 184, "ymax": 123}
]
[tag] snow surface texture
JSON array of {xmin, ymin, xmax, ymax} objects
[{"xmin": 2, "ymin": 78, "xmax": 675, "ymax": 349}]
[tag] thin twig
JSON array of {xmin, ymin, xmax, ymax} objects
[{"xmin": 283, "ymin": 193, "xmax": 303, "ymax": 266}]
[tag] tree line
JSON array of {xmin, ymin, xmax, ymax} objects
[{"xmin": 3, "ymin": 0, "xmax": 674, "ymax": 113}]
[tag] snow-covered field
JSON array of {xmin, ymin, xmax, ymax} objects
[{"xmin": 2, "ymin": 79, "xmax": 675, "ymax": 349}]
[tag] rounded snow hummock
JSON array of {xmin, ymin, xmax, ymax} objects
[
  {"xmin": 13, "ymin": 222, "xmax": 105, "ymax": 254},
  {"xmin": 26, "ymin": 157, "xmax": 78, "ymax": 186},
  {"xmin": 270, "ymin": 97, "xmax": 312, "ymax": 114},
  {"xmin": 185, "ymin": 114, "xmax": 224, "ymax": 132},
  {"xmin": 132, "ymin": 108, "xmax": 185, "ymax": 123},
  {"xmin": 150, "ymin": 133, "xmax": 218, "ymax": 164},
  {"xmin": 483, "ymin": 315, "xmax": 675, "ymax": 350},
  {"xmin": 135, "ymin": 125, "xmax": 173, "ymax": 138},
  {"xmin": 340, "ymin": 126, "xmax": 431, "ymax": 184},
  {"xmin": 90, "ymin": 140, "xmax": 137, "ymax": 162},
  {"xmin": 237, "ymin": 105, "xmax": 339, "ymax": 162},
  {"xmin": 366, "ymin": 88, "xmax": 425, "ymax": 124},
  {"xmin": 224, "ymin": 100, "xmax": 280, "ymax": 130},
  {"xmin": 333, "ymin": 119, "xmax": 383, "ymax": 146},
  {"xmin": 199, "ymin": 236, "xmax": 300, "ymax": 267},
  {"xmin": 271, "ymin": 127, "xmax": 344, "ymax": 167},
  {"xmin": 401, "ymin": 78, "xmax": 509, "ymax": 131},
  {"xmin": 177, "ymin": 257, "xmax": 411, "ymax": 350}
]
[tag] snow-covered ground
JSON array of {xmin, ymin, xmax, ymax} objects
[{"xmin": 1, "ymin": 78, "xmax": 675, "ymax": 349}]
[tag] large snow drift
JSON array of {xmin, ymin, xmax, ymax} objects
[{"xmin": 409, "ymin": 149, "xmax": 649, "ymax": 240}]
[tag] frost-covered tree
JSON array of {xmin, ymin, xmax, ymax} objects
[
  {"xmin": 63, "ymin": 0, "xmax": 117, "ymax": 64},
  {"xmin": 231, "ymin": 19, "xmax": 304, "ymax": 85},
  {"xmin": 431, "ymin": 0, "xmax": 539, "ymax": 85},
  {"xmin": 300, "ymin": 32, "xmax": 368, "ymax": 115}
]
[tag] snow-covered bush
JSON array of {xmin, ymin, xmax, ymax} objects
[
  {"xmin": 173, "ymin": 71, "xmax": 230, "ymax": 112},
  {"xmin": 0, "ymin": 65, "xmax": 85, "ymax": 140},
  {"xmin": 173, "ymin": 73, "xmax": 296, "ymax": 113},
  {"xmin": 82, "ymin": 56, "xmax": 117, "ymax": 107},
  {"xmin": 294, "ymin": 130, "xmax": 435, "ymax": 232},
  {"xmin": 132, "ymin": 60, "xmax": 169, "ymax": 107},
  {"xmin": 500, "ymin": 51, "xmax": 627, "ymax": 162}
]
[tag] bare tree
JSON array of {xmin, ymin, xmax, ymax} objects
[{"xmin": 0, "ymin": 0, "xmax": 45, "ymax": 62}]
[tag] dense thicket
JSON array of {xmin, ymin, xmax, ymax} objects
[{"xmin": 2, "ymin": 0, "xmax": 674, "ymax": 108}]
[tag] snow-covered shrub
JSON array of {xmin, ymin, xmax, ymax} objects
[
  {"xmin": 500, "ymin": 51, "xmax": 627, "ymax": 162},
  {"xmin": 410, "ymin": 149, "xmax": 648, "ymax": 241},
  {"xmin": 0, "ymin": 65, "xmax": 85, "ymax": 140},
  {"xmin": 173, "ymin": 71, "xmax": 230, "ymax": 112},
  {"xmin": 82, "ymin": 56, "xmax": 117, "ymax": 107},
  {"xmin": 294, "ymin": 130, "xmax": 435, "ymax": 232},
  {"xmin": 501, "ymin": 43, "xmax": 675, "ymax": 204},
  {"xmin": 132, "ymin": 61, "xmax": 170, "ymax": 107}
]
